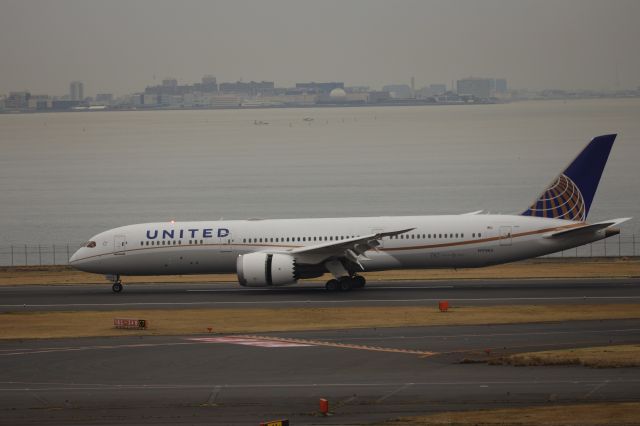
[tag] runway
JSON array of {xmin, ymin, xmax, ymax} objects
[
  {"xmin": 1, "ymin": 277, "xmax": 639, "ymax": 312},
  {"xmin": 1, "ymin": 320, "xmax": 640, "ymax": 425}
]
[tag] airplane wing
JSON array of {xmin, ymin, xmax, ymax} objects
[
  {"xmin": 544, "ymin": 218, "xmax": 631, "ymax": 239},
  {"xmin": 273, "ymin": 227, "xmax": 415, "ymax": 268}
]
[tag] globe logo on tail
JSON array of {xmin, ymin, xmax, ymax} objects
[{"xmin": 524, "ymin": 174, "xmax": 586, "ymax": 221}]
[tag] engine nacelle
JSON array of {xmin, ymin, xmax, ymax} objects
[{"xmin": 236, "ymin": 252, "xmax": 298, "ymax": 287}]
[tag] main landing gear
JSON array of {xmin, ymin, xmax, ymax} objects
[
  {"xmin": 325, "ymin": 275, "xmax": 366, "ymax": 292},
  {"xmin": 107, "ymin": 274, "xmax": 123, "ymax": 293}
]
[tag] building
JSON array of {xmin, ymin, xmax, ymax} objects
[
  {"xmin": 52, "ymin": 100, "xmax": 81, "ymax": 110},
  {"xmin": 456, "ymin": 78, "xmax": 492, "ymax": 100},
  {"xmin": 367, "ymin": 91, "xmax": 391, "ymax": 103},
  {"xmin": 95, "ymin": 93, "xmax": 113, "ymax": 105},
  {"xmin": 295, "ymin": 82, "xmax": 344, "ymax": 94},
  {"xmin": 495, "ymin": 78, "xmax": 508, "ymax": 93},
  {"xmin": 162, "ymin": 78, "xmax": 178, "ymax": 89},
  {"xmin": 382, "ymin": 84, "xmax": 413, "ymax": 99},
  {"xmin": 429, "ymin": 84, "xmax": 447, "ymax": 95},
  {"xmin": 219, "ymin": 81, "xmax": 274, "ymax": 96},
  {"xmin": 142, "ymin": 93, "xmax": 158, "ymax": 106},
  {"xmin": 70, "ymin": 81, "xmax": 84, "ymax": 101},
  {"xmin": 28, "ymin": 95, "xmax": 52, "ymax": 110},
  {"xmin": 197, "ymin": 75, "xmax": 217, "ymax": 92},
  {"xmin": 5, "ymin": 92, "xmax": 31, "ymax": 109}
]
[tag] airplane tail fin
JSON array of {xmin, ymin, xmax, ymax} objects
[{"xmin": 521, "ymin": 134, "xmax": 616, "ymax": 221}]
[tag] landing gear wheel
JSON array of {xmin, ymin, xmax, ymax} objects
[
  {"xmin": 339, "ymin": 278, "xmax": 353, "ymax": 292},
  {"xmin": 325, "ymin": 279, "xmax": 339, "ymax": 291},
  {"xmin": 353, "ymin": 275, "xmax": 366, "ymax": 288},
  {"xmin": 112, "ymin": 282, "xmax": 123, "ymax": 293}
]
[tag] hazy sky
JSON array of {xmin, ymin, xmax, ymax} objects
[{"xmin": 1, "ymin": 0, "xmax": 639, "ymax": 96}]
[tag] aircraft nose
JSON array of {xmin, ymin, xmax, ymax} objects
[{"xmin": 69, "ymin": 248, "xmax": 83, "ymax": 265}]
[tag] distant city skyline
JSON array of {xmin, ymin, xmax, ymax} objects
[{"xmin": 1, "ymin": 0, "xmax": 639, "ymax": 96}]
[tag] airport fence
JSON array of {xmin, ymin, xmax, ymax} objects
[{"xmin": 0, "ymin": 234, "xmax": 638, "ymax": 267}]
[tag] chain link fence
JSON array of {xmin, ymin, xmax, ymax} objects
[
  {"xmin": 0, "ymin": 234, "xmax": 638, "ymax": 267},
  {"xmin": 0, "ymin": 243, "xmax": 83, "ymax": 267}
]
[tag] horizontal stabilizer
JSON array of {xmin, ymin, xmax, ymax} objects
[{"xmin": 544, "ymin": 217, "xmax": 631, "ymax": 239}]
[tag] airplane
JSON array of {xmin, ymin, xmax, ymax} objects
[{"xmin": 70, "ymin": 134, "xmax": 629, "ymax": 293}]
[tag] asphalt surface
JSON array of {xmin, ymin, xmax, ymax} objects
[
  {"xmin": 1, "ymin": 277, "xmax": 639, "ymax": 311},
  {"xmin": 1, "ymin": 278, "xmax": 640, "ymax": 425},
  {"xmin": 1, "ymin": 320, "xmax": 640, "ymax": 425}
]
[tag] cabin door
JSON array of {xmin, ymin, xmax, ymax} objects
[
  {"xmin": 499, "ymin": 226, "xmax": 513, "ymax": 246},
  {"xmin": 218, "ymin": 227, "xmax": 233, "ymax": 253},
  {"xmin": 114, "ymin": 235, "xmax": 127, "ymax": 255}
]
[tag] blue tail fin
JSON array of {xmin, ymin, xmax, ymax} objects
[{"xmin": 522, "ymin": 134, "xmax": 616, "ymax": 221}]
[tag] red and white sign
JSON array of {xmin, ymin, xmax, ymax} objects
[{"xmin": 114, "ymin": 318, "xmax": 147, "ymax": 329}]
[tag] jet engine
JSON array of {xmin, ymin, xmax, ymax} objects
[{"xmin": 236, "ymin": 252, "xmax": 298, "ymax": 287}]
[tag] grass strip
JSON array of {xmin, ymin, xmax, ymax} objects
[
  {"xmin": 378, "ymin": 402, "xmax": 640, "ymax": 425},
  {"xmin": 0, "ymin": 258, "xmax": 638, "ymax": 286},
  {"xmin": 492, "ymin": 344, "xmax": 640, "ymax": 368},
  {"xmin": 2, "ymin": 303, "xmax": 640, "ymax": 340}
]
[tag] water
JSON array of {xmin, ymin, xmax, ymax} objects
[{"xmin": 1, "ymin": 99, "xmax": 639, "ymax": 250}]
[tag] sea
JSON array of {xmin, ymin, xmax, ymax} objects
[{"xmin": 1, "ymin": 98, "xmax": 639, "ymax": 251}]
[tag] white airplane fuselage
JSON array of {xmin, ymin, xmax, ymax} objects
[{"xmin": 70, "ymin": 214, "xmax": 606, "ymax": 276}]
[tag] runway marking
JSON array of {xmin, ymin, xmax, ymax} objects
[
  {"xmin": 376, "ymin": 383, "xmax": 413, "ymax": 402},
  {"xmin": 312, "ymin": 328, "xmax": 640, "ymax": 342},
  {"xmin": 186, "ymin": 285, "xmax": 456, "ymax": 292},
  {"xmin": 585, "ymin": 380, "xmax": 610, "ymax": 398},
  {"xmin": 234, "ymin": 335, "xmax": 438, "ymax": 356},
  {"xmin": 0, "ymin": 378, "xmax": 637, "ymax": 392},
  {"xmin": 0, "ymin": 342, "xmax": 199, "ymax": 357},
  {"xmin": 188, "ymin": 336, "xmax": 312, "ymax": 348},
  {"xmin": 3, "ymin": 295, "xmax": 640, "ymax": 309}
]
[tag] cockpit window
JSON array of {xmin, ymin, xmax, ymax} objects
[{"xmin": 84, "ymin": 241, "xmax": 97, "ymax": 248}]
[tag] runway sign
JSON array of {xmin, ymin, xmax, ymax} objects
[{"xmin": 114, "ymin": 318, "xmax": 147, "ymax": 329}]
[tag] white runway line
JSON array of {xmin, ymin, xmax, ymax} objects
[
  {"xmin": 1, "ymin": 378, "xmax": 638, "ymax": 392},
  {"xmin": 2, "ymin": 295, "xmax": 640, "ymax": 309}
]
